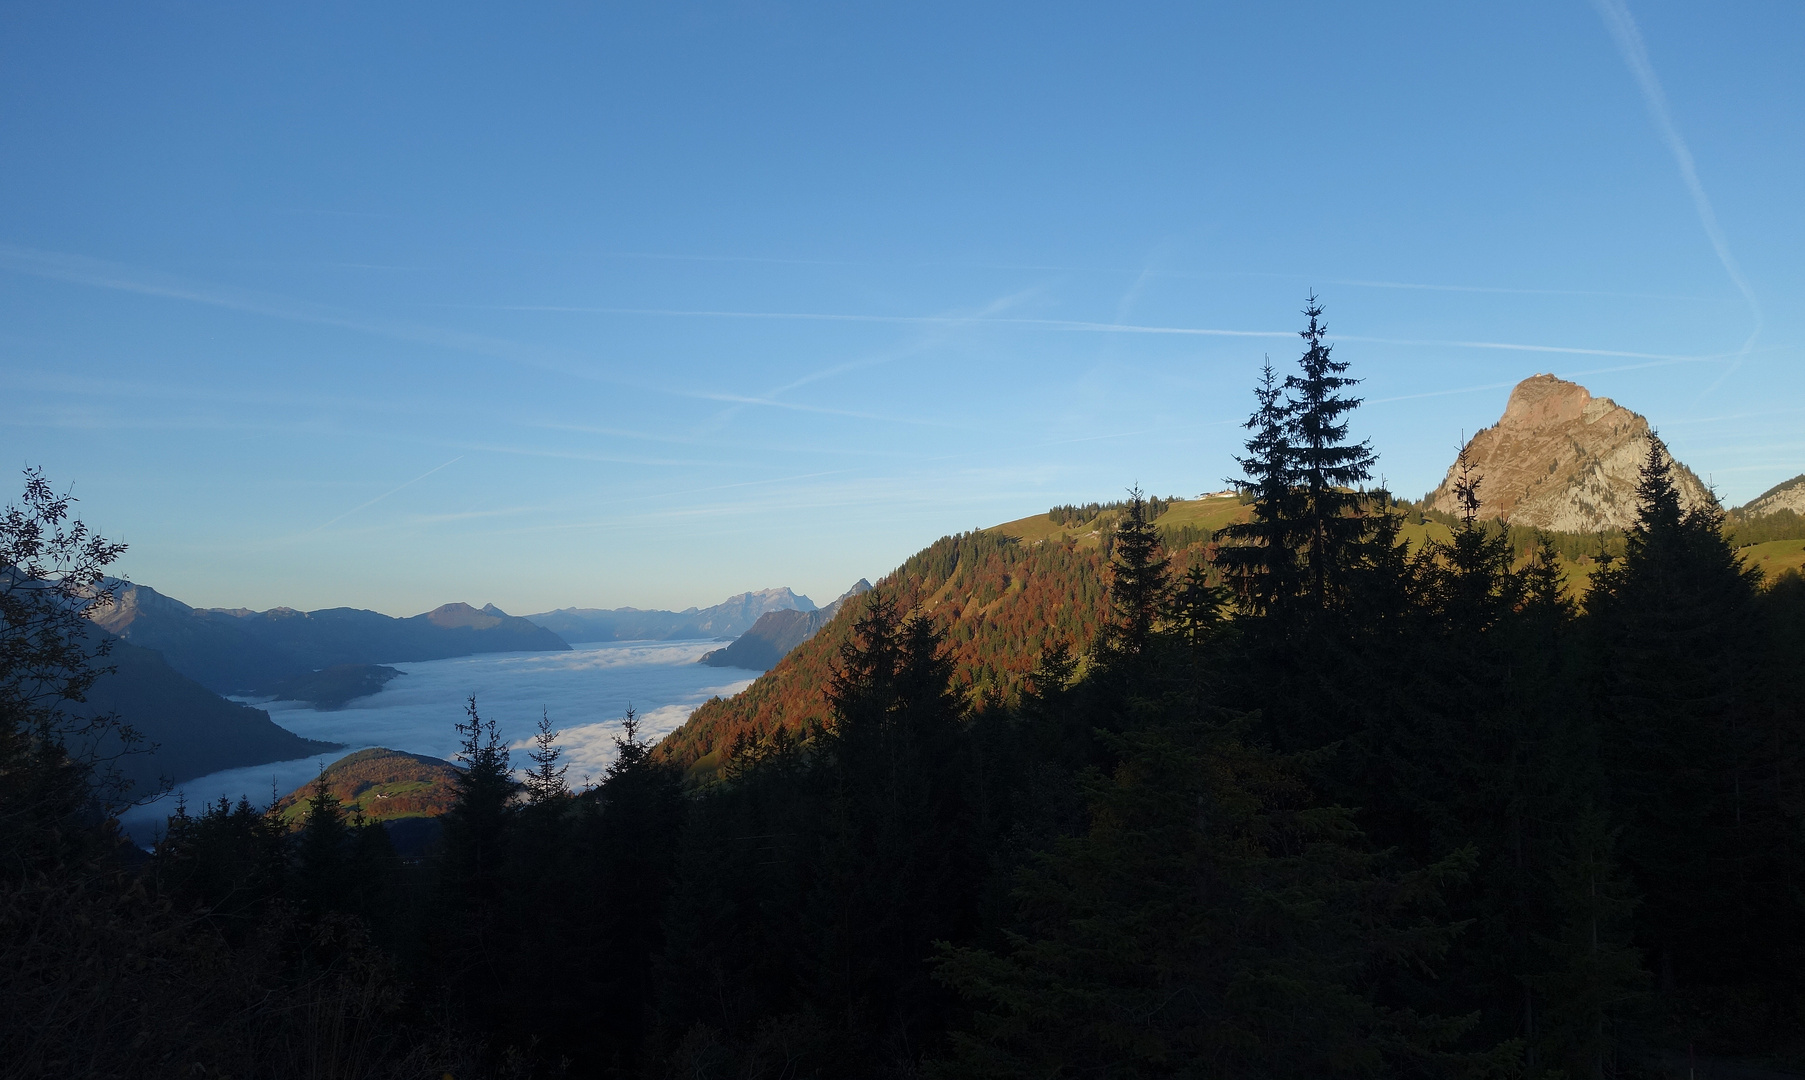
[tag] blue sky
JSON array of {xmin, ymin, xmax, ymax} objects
[{"xmin": 3, "ymin": 2, "xmax": 1800, "ymax": 615}]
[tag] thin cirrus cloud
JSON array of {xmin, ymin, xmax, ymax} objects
[
  {"xmin": 0, "ymin": 244, "xmax": 1004, "ymax": 438},
  {"xmin": 690, "ymin": 392, "xmax": 970, "ymax": 429},
  {"xmin": 524, "ymin": 420, "xmax": 916, "ymax": 462},
  {"xmin": 1589, "ymin": 0, "xmax": 1762, "ymax": 353},
  {"xmin": 308, "ymin": 456, "xmax": 464, "ymax": 533},
  {"xmin": 514, "ymin": 304, "xmax": 1711, "ymax": 363},
  {"xmin": 1329, "ymin": 278, "xmax": 1732, "ymax": 303},
  {"xmin": 0, "ymin": 244, "xmax": 628, "ymax": 387},
  {"xmin": 572, "ymin": 252, "xmax": 1731, "ymax": 304},
  {"xmin": 1369, "ymin": 356, "xmax": 1738, "ymax": 407}
]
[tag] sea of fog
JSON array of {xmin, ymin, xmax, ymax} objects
[{"xmin": 118, "ymin": 639, "xmax": 757, "ymax": 845}]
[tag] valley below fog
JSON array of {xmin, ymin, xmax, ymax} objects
[{"xmin": 118, "ymin": 639, "xmax": 757, "ymax": 844}]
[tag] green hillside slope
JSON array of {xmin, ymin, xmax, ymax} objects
[
  {"xmin": 271, "ymin": 747, "xmax": 460, "ymax": 826},
  {"xmin": 1739, "ymin": 538, "xmax": 1805, "ymax": 580}
]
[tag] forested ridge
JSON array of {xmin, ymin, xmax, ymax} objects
[
  {"xmin": 662, "ymin": 530, "xmax": 1114, "ymax": 772},
  {"xmin": 5, "ymin": 299, "xmax": 1805, "ymax": 1078}
]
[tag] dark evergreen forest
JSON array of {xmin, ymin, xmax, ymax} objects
[{"xmin": 5, "ymin": 300, "xmax": 1803, "ymax": 1078}]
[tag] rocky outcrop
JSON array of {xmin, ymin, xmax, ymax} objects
[
  {"xmin": 1736, "ymin": 474, "xmax": 1805, "ymax": 518},
  {"xmin": 1426, "ymin": 374, "xmax": 1713, "ymax": 532}
]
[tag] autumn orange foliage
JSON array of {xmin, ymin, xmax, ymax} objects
[{"xmin": 658, "ymin": 526, "xmax": 1215, "ymax": 771}]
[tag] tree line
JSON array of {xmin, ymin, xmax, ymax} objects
[
  {"xmin": 3, "ymin": 296, "xmax": 1802, "ymax": 1077},
  {"xmin": 1049, "ymin": 495, "xmax": 1176, "ymax": 528}
]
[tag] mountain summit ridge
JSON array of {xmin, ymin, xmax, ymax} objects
[
  {"xmin": 699, "ymin": 579, "xmax": 873, "ymax": 672},
  {"xmin": 526, "ymin": 587, "xmax": 816, "ymax": 643},
  {"xmin": 1738, "ymin": 473, "xmax": 1805, "ymax": 519},
  {"xmin": 93, "ymin": 582, "xmax": 569, "ymax": 694},
  {"xmin": 1426, "ymin": 374, "xmax": 1713, "ymax": 532}
]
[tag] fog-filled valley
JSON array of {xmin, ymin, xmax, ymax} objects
[{"xmin": 116, "ymin": 638, "xmax": 757, "ymax": 845}]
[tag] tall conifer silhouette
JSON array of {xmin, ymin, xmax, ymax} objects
[
  {"xmin": 1216, "ymin": 359, "xmax": 1299, "ymax": 616},
  {"xmin": 1588, "ymin": 439, "xmax": 1770, "ymax": 989},
  {"xmin": 1102, "ymin": 486, "xmax": 1168, "ymax": 658},
  {"xmin": 1283, "ymin": 294, "xmax": 1375, "ymax": 610},
  {"xmin": 523, "ymin": 708, "xmax": 568, "ymax": 804}
]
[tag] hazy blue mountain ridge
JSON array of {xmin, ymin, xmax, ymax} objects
[
  {"xmin": 76, "ymin": 630, "xmax": 338, "ymax": 798},
  {"xmin": 527, "ymin": 586, "xmax": 816, "ymax": 644},
  {"xmin": 92, "ymin": 581, "xmax": 569, "ymax": 695},
  {"xmin": 700, "ymin": 579, "xmax": 872, "ymax": 672}
]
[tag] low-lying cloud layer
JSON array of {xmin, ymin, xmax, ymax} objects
[{"xmin": 118, "ymin": 640, "xmax": 756, "ymax": 843}]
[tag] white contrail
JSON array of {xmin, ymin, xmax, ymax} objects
[
  {"xmin": 312, "ymin": 457, "xmax": 463, "ymax": 532},
  {"xmin": 497, "ymin": 305, "xmax": 1706, "ymax": 360},
  {"xmin": 1590, "ymin": 0, "xmax": 1762, "ymax": 354}
]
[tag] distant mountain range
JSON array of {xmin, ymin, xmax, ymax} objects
[
  {"xmin": 92, "ymin": 582, "xmax": 569, "ymax": 696},
  {"xmin": 82, "ymin": 583, "xmax": 567, "ymax": 794},
  {"xmin": 699, "ymin": 580, "xmax": 872, "ymax": 672},
  {"xmin": 526, "ymin": 587, "xmax": 817, "ymax": 644}
]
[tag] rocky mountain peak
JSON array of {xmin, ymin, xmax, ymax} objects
[
  {"xmin": 1738, "ymin": 474, "xmax": 1805, "ymax": 518},
  {"xmin": 421, "ymin": 602, "xmax": 505, "ymax": 630},
  {"xmin": 1426, "ymin": 374, "xmax": 1713, "ymax": 532},
  {"xmin": 1498, "ymin": 373, "xmax": 1599, "ymax": 427}
]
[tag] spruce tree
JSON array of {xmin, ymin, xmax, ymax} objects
[
  {"xmin": 1216, "ymin": 360, "xmax": 1301, "ymax": 617},
  {"xmin": 1430, "ymin": 447, "xmax": 1520, "ymax": 629},
  {"xmin": 152, "ymin": 794, "xmax": 288, "ymax": 937},
  {"xmin": 1587, "ymin": 440, "xmax": 1768, "ymax": 994},
  {"xmin": 582, "ymin": 705, "xmax": 683, "ymax": 1071},
  {"xmin": 1282, "ymin": 295, "xmax": 1376, "ymax": 611},
  {"xmin": 1167, "ymin": 564, "xmax": 1228, "ymax": 649},
  {"xmin": 436, "ymin": 695, "xmax": 516, "ymax": 1002},
  {"xmin": 522, "ymin": 708, "xmax": 568, "ymax": 804},
  {"xmin": 294, "ymin": 770, "xmax": 352, "ymax": 913},
  {"xmin": 1101, "ymin": 487, "xmax": 1169, "ymax": 659},
  {"xmin": 812, "ymin": 597, "xmax": 980, "ymax": 1069},
  {"xmin": 827, "ymin": 592, "xmax": 904, "ymax": 733},
  {"xmin": 443, "ymin": 694, "xmax": 515, "ymax": 887}
]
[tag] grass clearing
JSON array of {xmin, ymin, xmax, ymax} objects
[
  {"xmin": 1739, "ymin": 539, "xmax": 1805, "ymax": 582},
  {"xmin": 987, "ymin": 496, "xmax": 1249, "ymax": 549}
]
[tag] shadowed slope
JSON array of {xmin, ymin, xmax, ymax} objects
[{"xmin": 79, "ymin": 635, "xmax": 338, "ymax": 797}]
